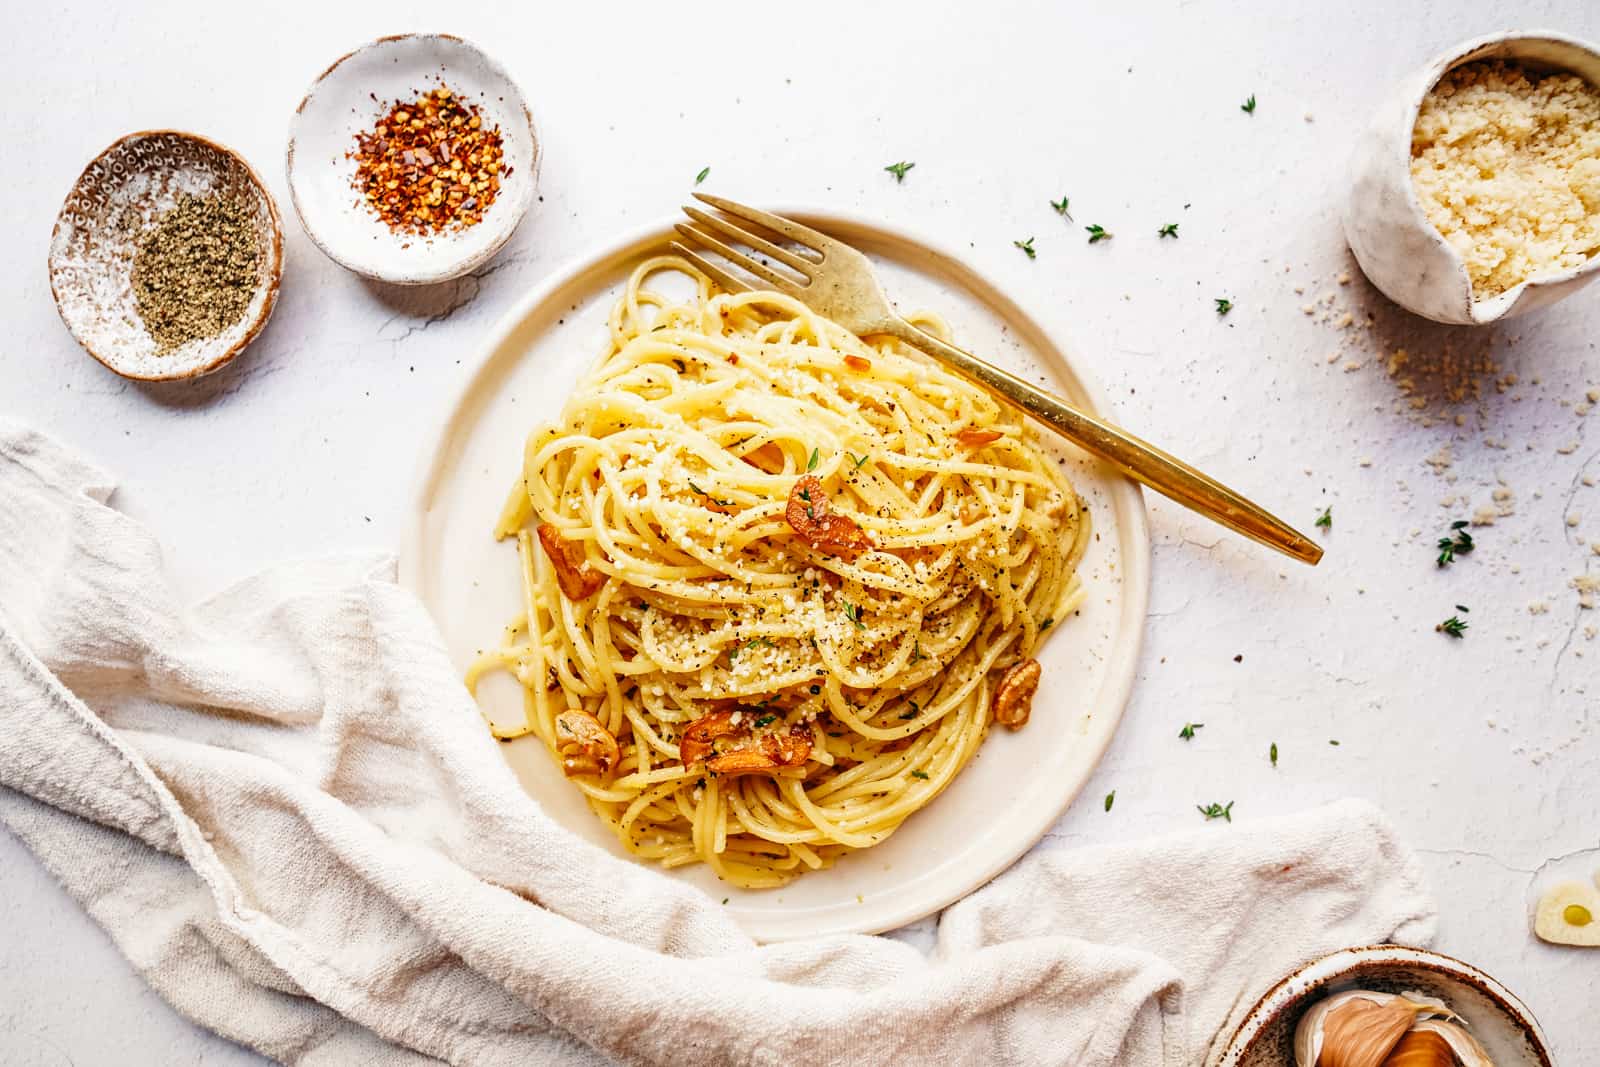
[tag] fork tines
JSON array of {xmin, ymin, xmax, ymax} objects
[{"xmin": 672, "ymin": 194, "xmax": 829, "ymax": 297}]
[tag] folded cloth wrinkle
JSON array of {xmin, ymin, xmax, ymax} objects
[{"xmin": 0, "ymin": 420, "xmax": 1436, "ymax": 1066}]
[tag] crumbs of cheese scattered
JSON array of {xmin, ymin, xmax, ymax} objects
[{"xmin": 1411, "ymin": 60, "xmax": 1600, "ymax": 297}]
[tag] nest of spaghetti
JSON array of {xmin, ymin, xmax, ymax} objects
[{"xmin": 470, "ymin": 256, "xmax": 1090, "ymax": 888}]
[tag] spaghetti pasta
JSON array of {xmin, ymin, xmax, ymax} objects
[{"xmin": 468, "ymin": 256, "xmax": 1090, "ymax": 888}]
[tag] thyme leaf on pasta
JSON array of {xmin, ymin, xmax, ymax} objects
[{"xmin": 688, "ymin": 481, "xmax": 734, "ymax": 507}]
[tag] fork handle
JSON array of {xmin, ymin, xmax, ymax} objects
[{"xmin": 883, "ymin": 319, "xmax": 1323, "ymax": 565}]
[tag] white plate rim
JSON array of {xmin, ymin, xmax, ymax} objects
[{"xmin": 400, "ymin": 206, "xmax": 1151, "ymax": 939}]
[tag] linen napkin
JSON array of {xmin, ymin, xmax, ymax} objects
[{"xmin": 0, "ymin": 420, "xmax": 1436, "ymax": 1066}]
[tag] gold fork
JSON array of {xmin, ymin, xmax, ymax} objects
[{"xmin": 672, "ymin": 193, "xmax": 1322, "ymax": 565}]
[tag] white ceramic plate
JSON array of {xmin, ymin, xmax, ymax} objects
[
  {"xmin": 286, "ymin": 34, "xmax": 538, "ymax": 285},
  {"xmin": 401, "ymin": 209, "xmax": 1150, "ymax": 941}
]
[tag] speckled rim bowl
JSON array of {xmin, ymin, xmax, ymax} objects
[
  {"xmin": 1345, "ymin": 30, "xmax": 1600, "ymax": 325},
  {"xmin": 1215, "ymin": 945, "xmax": 1554, "ymax": 1067},
  {"xmin": 47, "ymin": 130, "xmax": 283, "ymax": 381},
  {"xmin": 286, "ymin": 33, "xmax": 538, "ymax": 286}
]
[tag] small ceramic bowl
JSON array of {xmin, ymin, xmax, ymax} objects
[
  {"xmin": 1216, "ymin": 945, "xmax": 1554, "ymax": 1067},
  {"xmin": 48, "ymin": 130, "xmax": 283, "ymax": 381},
  {"xmin": 286, "ymin": 34, "xmax": 538, "ymax": 286},
  {"xmin": 1345, "ymin": 31, "xmax": 1600, "ymax": 324}
]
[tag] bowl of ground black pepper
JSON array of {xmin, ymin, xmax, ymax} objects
[
  {"xmin": 48, "ymin": 130, "xmax": 283, "ymax": 381},
  {"xmin": 287, "ymin": 34, "xmax": 538, "ymax": 285}
]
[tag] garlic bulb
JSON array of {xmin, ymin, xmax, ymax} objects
[
  {"xmin": 1384, "ymin": 1019, "xmax": 1495, "ymax": 1066},
  {"xmin": 1293, "ymin": 990, "xmax": 1443, "ymax": 1067}
]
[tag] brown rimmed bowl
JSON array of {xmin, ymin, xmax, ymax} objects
[
  {"xmin": 48, "ymin": 130, "xmax": 283, "ymax": 382},
  {"xmin": 1216, "ymin": 945, "xmax": 1554, "ymax": 1066}
]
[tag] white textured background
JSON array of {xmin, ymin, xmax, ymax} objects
[{"xmin": 3, "ymin": 1, "xmax": 1597, "ymax": 1063}]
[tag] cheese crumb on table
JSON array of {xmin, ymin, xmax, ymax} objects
[{"xmin": 1411, "ymin": 60, "xmax": 1600, "ymax": 297}]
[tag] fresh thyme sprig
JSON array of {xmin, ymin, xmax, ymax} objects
[
  {"xmin": 1197, "ymin": 800, "xmax": 1234, "ymax": 822},
  {"xmin": 1179, "ymin": 722, "xmax": 1204, "ymax": 740},
  {"xmin": 1315, "ymin": 506, "xmax": 1332, "ymax": 529},
  {"xmin": 1050, "ymin": 196, "xmax": 1073, "ymax": 219},
  {"xmin": 695, "ymin": 166, "xmax": 710, "ymax": 184},
  {"xmin": 1436, "ymin": 521, "xmax": 1474, "ymax": 566},
  {"xmin": 1241, "ymin": 94, "xmax": 1257, "ymax": 114},
  {"xmin": 1215, "ymin": 297, "xmax": 1233, "ymax": 315},
  {"xmin": 1013, "ymin": 237, "xmax": 1036, "ymax": 259},
  {"xmin": 884, "ymin": 161, "xmax": 915, "ymax": 182},
  {"xmin": 1085, "ymin": 224, "xmax": 1112, "ymax": 244},
  {"xmin": 1436, "ymin": 606, "xmax": 1470, "ymax": 638},
  {"xmin": 1158, "ymin": 223, "xmax": 1179, "ymax": 238}
]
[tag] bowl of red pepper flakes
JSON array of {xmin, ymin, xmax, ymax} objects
[{"xmin": 286, "ymin": 34, "xmax": 538, "ymax": 286}]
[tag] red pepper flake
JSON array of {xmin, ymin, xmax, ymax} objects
[{"xmin": 349, "ymin": 85, "xmax": 506, "ymax": 234}]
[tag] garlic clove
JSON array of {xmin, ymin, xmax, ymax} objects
[
  {"xmin": 1294, "ymin": 991, "xmax": 1440, "ymax": 1067},
  {"xmin": 1381, "ymin": 1029, "xmax": 1457, "ymax": 1067},
  {"xmin": 1403, "ymin": 1019, "xmax": 1495, "ymax": 1067},
  {"xmin": 1533, "ymin": 879, "xmax": 1600, "ymax": 947}
]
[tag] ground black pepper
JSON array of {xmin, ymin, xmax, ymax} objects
[{"xmin": 131, "ymin": 194, "xmax": 261, "ymax": 353}]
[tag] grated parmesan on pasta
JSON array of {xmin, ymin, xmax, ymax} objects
[{"xmin": 1411, "ymin": 60, "xmax": 1600, "ymax": 297}]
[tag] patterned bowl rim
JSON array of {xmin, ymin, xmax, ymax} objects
[{"xmin": 47, "ymin": 128, "xmax": 285, "ymax": 382}]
